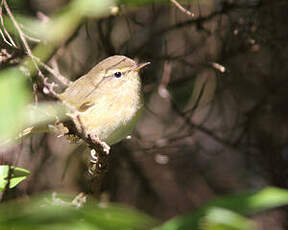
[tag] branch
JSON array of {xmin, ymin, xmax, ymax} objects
[
  {"xmin": 130, "ymin": 3, "xmax": 256, "ymax": 56},
  {"xmin": 3, "ymin": 0, "xmax": 36, "ymax": 65},
  {"xmin": 3, "ymin": 0, "xmax": 56, "ymax": 97},
  {"xmin": 3, "ymin": 0, "xmax": 70, "ymax": 97},
  {"xmin": 170, "ymin": 0, "xmax": 195, "ymax": 17},
  {"xmin": 62, "ymin": 115, "xmax": 111, "ymax": 187},
  {"xmin": 170, "ymin": 98, "xmax": 237, "ymax": 150},
  {"xmin": 65, "ymin": 115, "xmax": 111, "ymax": 196},
  {"xmin": 0, "ymin": 1, "xmax": 17, "ymax": 47},
  {"xmin": 38, "ymin": 60, "xmax": 70, "ymax": 86}
]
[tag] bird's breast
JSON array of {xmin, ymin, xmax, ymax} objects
[{"xmin": 74, "ymin": 79, "xmax": 143, "ymax": 144}]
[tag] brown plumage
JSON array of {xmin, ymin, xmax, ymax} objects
[{"xmin": 59, "ymin": 55, "xmax": 149, "ymax": 145}]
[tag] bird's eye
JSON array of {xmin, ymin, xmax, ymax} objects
[{"xmin": 114, "ymin": 72, "xmax": 122, "ymax": 78}]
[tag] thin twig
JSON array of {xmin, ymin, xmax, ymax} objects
[
  {"xmin": 0, "ymin": 28, "xmax": 13, "ymax": 46},
  {"xmin": 158, "ymin": 61, "xmax": 172, "ymax": 99},
  {"xmin": 39, "ymin": 71, "xmax": 58, "ymax": 97},
  {"xmin": 68, "ymin": 115, "xmax": 110, "ymax": 196},
  {"xmin": 75, "ymin": 115, "xmax": 111, "ymax": 155},
  {"xmin": 0, "ymin": 0, "xmax": 17, "ymax": 47},
  {"xmin": 39, "ymin": 61, "xmax": 70, "ymax": 86},
  {"xmin": 3, "ymin": 0, "xmax": 35, "ymax": 63},
  {"xmin": 23, "ymin": 33, "xmax": 41, "ymax": 43},
  {"xmin": 130, "ymin": 4, "xmax": 236, "ymax": 56},
  {"xmin": 0, "ymin": 48, "xmax": 12, "ymax": 63},
  {"xmin": 3, "ymin": 0, "xmax": 69, "ymax": 96},
  {"xmin": 170, "ymin": 0, "xmax": 194, "ymax": 17},
  {"xmin": 197, "ymin": 0, "xmax": 202, "ymax": 17},
  {"xmin": 172, "ymin": 99, "xmax": 238, "ymax": 150},
  {"xmin": 3, "ymin": 0, "xmax": 53, "ymax": 97},
  {"xmin": 18, "ymin": 23, "xmax": 41, "ymax": 43}
]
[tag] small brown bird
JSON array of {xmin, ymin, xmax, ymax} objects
[{"xmin": 58, "ymin": 55, "xmax": 150, "ymax": 145}]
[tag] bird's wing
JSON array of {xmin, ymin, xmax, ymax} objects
[{"xmin": 58, "ymin": 73, "xmax": 103, "ymax": 111}]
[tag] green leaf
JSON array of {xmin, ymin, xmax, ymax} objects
[
  {"xmin": 25, "ymin": 0, "xmax": 114, "ymax": 43},
  {"xmin": 155, "ymin": 187, "xmax": 288, "ymax": 230},
  {"xmin": 0, "ymin": 165, "xmax": 30, "ymax": 191},
  {"xmin": 24, "ymin": 102, "xmax": 67, "ymax": 129},
  {"xmin": 199, "ymin": 207, "xmax": 256, "ymax": 230},
  {"xmin": 0, "ymin": 68, "xmax": 30, "ymax": 143},
  {"xmin": 71, "ymin": 0, "xmax": 114, "ymax": 17},
  {"xmin": 82, "ymin": 204, "xmax": 157, "ymax": 230},
  {"xmin": 0, "ymin": 194, "xmax": 158, "ymax": 230}
]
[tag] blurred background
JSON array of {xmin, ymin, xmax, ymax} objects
[{"xmin": 1, "ymin": 0, "xmax": 288, "ymax": 229}]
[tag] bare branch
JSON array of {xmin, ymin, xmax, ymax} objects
[
  {"xmin": 39, "ymin": 71, "xmax": 58, "ymax": 97},
  {"xmin": 3, "ymin": 0, "xmax": 69, "ymax": 96},
  {"xmin": 0, "ymin": 0, "xmax": 17, "ymax": 47},
  {"xmin": 170, "ymin": 0, "xmax": 195, "ymax": 17},
  {"xmin": 210, "ymin": 62, "xmax": 226, "ymax": 72},
  {"xmin": 23, "ymin": 33, "xmax": 41, "ymax": 43},
  {"xmin": 39, "ymin": 61, "xmax": 71, "ymax": 86},
  {"xmin": 3, "ymin": 0, "xmax": 35, "ymax": 63},
  {"xmin": 158, "ymin": 61, "xmax": 172, "ymax": 99}
]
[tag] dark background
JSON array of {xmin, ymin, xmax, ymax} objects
[{"xmin": 1, "ymin": 0, "xmax": 288, "ymax": 229}]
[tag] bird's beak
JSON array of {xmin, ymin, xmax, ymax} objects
[{"xmin": 134, "ymin": 62, "xmax": 151, "ymax": 72}]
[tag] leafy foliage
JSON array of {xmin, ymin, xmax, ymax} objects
[
  {"xmin": 0, "ymin": 165, "xmax": 30, "ymax": 191},
  {"xmin": 156, "ymin": 187, "xmax": 288, "ymax": 230},
  {"xmin": 0, "ymin": 68, "xmax": 30, "ymax": 143},
  {"xmin": 0, "ymin": 194, "xmax": 157, "ymax": 230},
  {"xmin": 0, "ymin": 0, "xmax": 288, "ymax": 230}
]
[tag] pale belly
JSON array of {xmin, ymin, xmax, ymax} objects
[{"xmin": 74, "ymin": 98, "xmax": 143, "ymax": 145}]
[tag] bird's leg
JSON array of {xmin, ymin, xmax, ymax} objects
[{"xmin": 87, "ymin": 133, "xmax": 110, "ymax": 177}]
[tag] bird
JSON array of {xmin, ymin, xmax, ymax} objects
[{"xmin": 58, "ymin": 55, "xmax": 150, "ymax": 145}]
